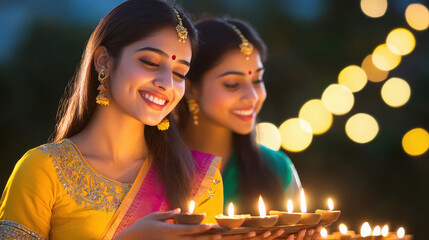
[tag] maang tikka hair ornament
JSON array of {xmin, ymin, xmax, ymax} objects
[
  {"xmin": 230, "ymin": 24, "xmax": 253, "ymax": 60},
  {"xmin": 96, "ymin": 69, "xmax": 109, "ymax": 105},
  {"xmin": 173, "ymin": 8, "xmax": 188, "ymax": 43}
]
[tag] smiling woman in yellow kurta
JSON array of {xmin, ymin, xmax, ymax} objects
[
  {"xmin": 0, "ymin": 0, "xmax": 224, "ymax": 238},
  {"xmin": 0, "ymin": 139, "xmax": 222, "ymax": 239}
]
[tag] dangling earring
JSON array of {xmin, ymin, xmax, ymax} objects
[
  {"xmin": 96, "ymin": 69, "xmax": 109, "ymax": 106},
  {"xmin": 157, "ymin": 118, "xmax": 170, "ymax": 131},
  {"xmin": 187, "ymin": 99, "xmax": 200, "ymax": 126}
]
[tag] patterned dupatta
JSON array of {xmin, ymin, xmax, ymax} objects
[{"xmin": 101, "ymin": 150, "xmax": 220, "ymax": 240}]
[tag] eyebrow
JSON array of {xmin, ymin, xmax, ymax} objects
[
  {"xmin": 218, "ymin": 67, "xmax": 265, "ymax": 78},
  {"xmin": 136, "ymin": 47, "xmax": 190, "ymax": 66}
]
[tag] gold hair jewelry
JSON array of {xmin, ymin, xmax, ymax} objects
[
  {"xmin": 230, "ymin": 24, "xmax": 253, "ymax": 60},
  {"xmin": 187, "ymin": 99, "xmax": 200, "ymax": 126},
  {"xmin": 173, "ymin": 8, "xmax": 188, "ymax": 43},
  {"xmin": 157, "ymin": 118, "xmax": 170, "ymax": 131},
  {"xmin": 96, "ymin": 69, "xmax": 109, "ymax": 105}
]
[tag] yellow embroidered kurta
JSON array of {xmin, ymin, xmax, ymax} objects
[{"xmin": 0, "ymin": 140, "xmax": 223, "ymax": 239}]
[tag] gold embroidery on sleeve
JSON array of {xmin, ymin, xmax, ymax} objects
[{"xmin": 0, "ymin": 220, "xmax": 45, "ymax": 240}]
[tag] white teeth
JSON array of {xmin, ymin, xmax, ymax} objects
[
  {"xmin": 143, "ymin": 93, "xmax": 166, "ymax": 106},
  {"xmin": 233, "ymin": 109, "xmax": 253, "ymax": 116}
]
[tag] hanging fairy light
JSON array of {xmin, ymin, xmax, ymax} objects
[
  {"xmin": 405, "ymin": 3, "xmax": 429, "ymax": 31},
  {"xmin": 381, "ymin": 77, "xmax": 411, "ymax": 108},
  {"xmin": 360, "ymin": 0, "xmax": 388, "ymax": 18},
  {"xmin": 298, "ymin": 99, "xmax": 333, "ymax": 135},
  {"xmin": 337, "ymin": 65, "xmax": 368, "ymax": 93},
  {"xmin": 386, "ymin": 28, "xmax": 416, "ymax": 56}
]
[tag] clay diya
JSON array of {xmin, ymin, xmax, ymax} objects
[
  {"xmin": 215, "ymin": 203, "xmax": 246, "ymax": 229},
  {"xmin": 269, "ymin": 200, "xmax": 301, "ymax": 225},
  {"xmin": 353, "ymin": 222, "xmax": 373, "ymax": 240},
  {"xmin": 319, "ymin": 227, "xmax": 340, "ymax": 240},
  {"xmin": 331, "ymin": 224, "xmax": 355, "ymax": 240},
  {"xmin": 173, "ymin": 200, "xmax": 206, "ymax": 225},
  {"xmin": 296, "ymin": 189, "xmax": 321, "ymax": 225},
  {"xmin": 242, "ymin": 195, "xmax": 278, "ymax": 227},
  {"xmin": 315, "ymin": 198, "xmax": 341, "ymax": 224}
]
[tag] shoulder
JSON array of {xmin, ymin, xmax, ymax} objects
[
  {"xmin": 11, "ymin": 143, "xmax": 59, "ymax": 180},
  {"xmin": 258, "ymin": 145, "xmax": 294, "ymax": 187},
  {"xmin": 258, "ymin": 145, "xmax": 292, "ymax": 169},
  {"xmin": 191, "ymin": 150, "xmax": 221, "ymax": 170}
]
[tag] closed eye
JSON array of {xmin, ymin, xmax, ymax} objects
[
  {"xmin": 173, "ymin": 72, "xmax": 186, "ymax": 81},
  {"xmin": 253, "ymin": 79, "xmax": 264, "ymax": 84},
  {"xmin": 139, "ymin": 59, "xmax": 159, "ymax": 67},
  {"xmin": 223, "ymin": 83, "xmax": 239, "ymax": 88}
]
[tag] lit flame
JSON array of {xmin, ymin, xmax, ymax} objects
[
  {"xmin": 382, "ymin": 225, "xmax": 389, "ymax": 237},
  {"xmin": 373, "ymin": 226, "xmax": 381, "ymax": 236},
  {"xmin": 397, "ymin": 227, "xmax": 405, "ymax": 238},
  {"xmin": 339, "ymin": 224, "xmax": 348, "ymax": 235},
  {"xmin": 361, "ymin": 222, "xmax": 371, "ymax": 237},
  {"xmin": 320, "ymin": 228, "xmax": 328, "ymax": 238},
  {"xmin": 300, "ymin": 189, "xmax": 307, "ymax": 213},
  {"xmin": 189, "ymin": 200, "xmax": 195, "ymax": 214},
  {"xmin": 259, "ymin": 195, "xmax": 266, "ymax": 217},
  {"xmin": 328, "ymin": 198, "xmax": 334, "ymax": 211},
  {"xmin": 287, "ymin": 200, "xmax": 293, "ymax": 213},
  {"xmin": 228, "ymin": 202, "xmax": 234, "ymax": 217}
]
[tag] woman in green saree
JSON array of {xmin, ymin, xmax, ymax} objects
[{"xmin": 178, "ymin": 17, "xmax": 321, "ymax": 240}]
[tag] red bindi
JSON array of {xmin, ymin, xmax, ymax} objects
[
  {"xmin": 172, "ymin": 55, "xmax": 176, "ymax": 60},
  {"xmin": 248, "ymin": 70, "xmax": 252, "ymax": 75}
]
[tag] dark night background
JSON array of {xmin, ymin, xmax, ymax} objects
[{"xmin": 1, "ymin": 0, "xmax": 428, "ymax": 239}]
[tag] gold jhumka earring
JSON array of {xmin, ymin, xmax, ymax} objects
[
  {"xmin": 173, "ymin": 8, "xmax": 188, "ymax": 43},
  {"xmin": 96, "ymin": 69, "xmax": 109, "ymax": 105},
  {"xmin": 230, "ymin": 24, "xmax": 253, "ymax": 60},
  {"xmin": 157, "ymin": 118, "xmax": 170, "ymax": 131},
  {"xmin": 187, "ymin": 99, "xmax": 200, "ymax": 126}
]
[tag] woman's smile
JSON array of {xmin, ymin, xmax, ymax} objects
[{"xmin": 139, "ymin": 90, "xmax": 169, "ymax": 111}]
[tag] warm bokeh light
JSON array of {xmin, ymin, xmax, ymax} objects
[
  {"xmin": 259, "ymin": 195, "xmax": 266, "ymax": 217},
  {"xmin": 373, "ymin": 226, "xmax": 381, "ymax": 236},
  {"xmin": 338, "ymin": 65, "xmax": 368, "ymax": 92},
  {"xmin": 287, "ymin": 199, "xmax": 293, "ymax": 213},
  {"xmin": 361, "ymin": 55, "xmax": 389, "ymax": 83},
  {"xmin": 372, "ymin": 44, "xmax": 401, "ymax": 71},
  {"xmin": 361, "ymin": 222, "xmax": 372, "ymax": 237},
  {"xmin": 328, "ymin": 198, "xmax": 334, "ymax": 211},
  {"xmin": 345, "ymin": 113, "xmax": 379, "ymax": 144},
  {"xmin": 256, "ymin": 122, "xmax": 282, "ymax": 151},
  {"xmin": 339, "ymin": 224, "xmax": 348, "ymax": 235},
  {"xmin": 228, "ymin": 202, "xmax": 234, "ymax": 217},
  {"xmin": 321, "ymin": 84, "xmax": 354, "ymax": 115},
  {"xmin": 381, "ymin": 77, "xmax": 411, "ymax": 108},
  {"xmin": 299, "ymin": 99, "xmax": 333, "ymax": 135},
  {"xmin": 397, "ymin": 227, "xmax": 405, "ymax": 238},
  {"xmin": 321, "ymin": 228, "xmax": 328, "ymax": 238},
  {"xmin": 405, "ymin": 3, "xmax": 429, "ymax": 31},
  {"xmin": 189, "ymin": 200, "xmax": 195, "ymax": 214},
  {"xmin": 402, "ymin": 128, "xmax": 429, "ymax": 156},
  {"xmin": 386, "ymin": 28, "xmax": 416, "ymax": 56},
  {"xmin": 279, "ymin": 118, "xmax": 313, "ymax": 152},
  {"xmin": 382, "ymin": 225, "xmax": 389, "ymax": 237},
  {"xmin": 360, "ymin": 0, "xmax": 387, "ymax": 18},
  {"xmin": 300, "ymin": 189, "xmax": 307, "ymax": 213}
]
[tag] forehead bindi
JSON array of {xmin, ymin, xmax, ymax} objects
[{"xmin": 172, "ymin": 55, "xmax": 176, "ymax": 60}]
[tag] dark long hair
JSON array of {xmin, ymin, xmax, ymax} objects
[
  {"xmin": 179, "ymin": 18, "xmax": 284, "ymax": 214},
  {"xmin": 53, "ymin": 0, "xmax": 198, "ymax": 210}
]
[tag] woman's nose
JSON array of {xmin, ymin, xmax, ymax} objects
[
  {"xmin": 241, "ymin": 84, "xmax": 258, "ymax": 104},
  {"xmin": 153, "ymin": 71, "xmax": 174, "ymax": 91}
]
